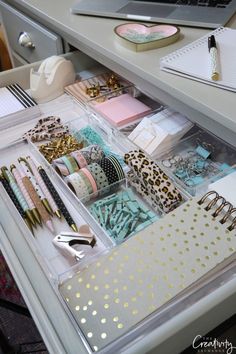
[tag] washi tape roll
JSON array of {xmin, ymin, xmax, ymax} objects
[
  {"xmin": 71, "ymin": 150, "xmax": 87, "ymax": 169},
  {"xmin": 52, "ymin": 158, "xmax": 69, "ymax": 177},
  {"xmin": 86, "ymin": 163, "xmax": 109, "ymax": 191},
  {"xmin": 107, "ymin": 155, "xmax": 125, "ymax": 181},
  {"xmin": 61, "ymin": 155, "xmax": 80, "ymax": 174},
  {"xmin": 66, "ymin": 172, "xmax": 90, "ymax": 200},
  {"xmin": 53, "ymin": 155, "xmax": 79, "ymax": 177},
  {"xmin": 99, "ymin": 156, "xmax": 123, "ymax": 185},
  {"xmin": 79, "ymin": 145, "xmax": 105, "ymax": 165},
  {"xmin": 79, "ymin": 170, "xmax": 93, "ymax": 195},
  {"xmin": 80, "ymin": 167, "xmax": 98, "ymax": 195}
]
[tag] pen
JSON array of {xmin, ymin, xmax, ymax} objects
[
  {"xmin": 25, "ymin": 156, "xmax": 61, "ymax": 219},
  {"xmin": 18, "ymin": 164, "xmax": 55, "ymax": 234},
  {"xmin": 10, "ymin": 164, "xmax": 41, "ymax": 225},
  {"xmin": 0, "ymin": 173, "xmax": 34, "ymax": 234},
  {"xmin": 208, "ymin": 34, "xmax": 220, "ymax": 81},
  {"xmin": 18, "ymin": 165, "xmax": 55, "ymax": 233},
  {"xmin": 1, "ymin": 167, "xmax": 36, "ymax": 227},
  {"xmin": 18, "ymin": 157, "xmax": 53, "ymax": 216},
  {"xmin": 38, "ymin": 166, "xmax": 78, "ymax": 232}
]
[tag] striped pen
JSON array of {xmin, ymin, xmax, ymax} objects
[
  {"xmin": 0, "ymin": 173, "xmax": 34, "ymax": 234},
  {"xmin": 25, "ymin": 156, "xmax": 61, "ymax": 219},
  {"xmin": 17, "ymin": 163, "xmax": 55, "ymax": 234},
  {"xmin": 1, "ymin": 167, "xmax": 36, "ymax": 227},
  {"xmin": 18, "ymin": 157, "xmax": 53, "ymax": 215},
  {"xmin": 10, "ymin": 164, "xmax": 41, "ymax": 225}
]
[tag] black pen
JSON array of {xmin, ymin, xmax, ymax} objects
[
  {"xmin": 0, "ymin": 173, "xmax": 34, "ymax": 235},
  {"xmin": 38, "ymin": 166, "xmax": 78, "ymax": 232},
  {"xmin": 208, "ymin": 35, "xmax": 220, "ymax": 81}
]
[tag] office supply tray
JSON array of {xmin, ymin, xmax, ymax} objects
[
  {"xmin": 0, "ymin": 139, "xmax": 111, "ymax": 280},
  {"xmin": 0, "ymin": 108, "xmax": 178, "ymax": 282},
  {"xmin": 0, "ymin": 60, "xmax": 236, "ymax": 354},
  {"xmin": 87, "ymin": 85, "xmax": 163, "ymax": 130},
  {"xmin": 156, "ymin": 129, "xmax": 236, "ymax": 196}
]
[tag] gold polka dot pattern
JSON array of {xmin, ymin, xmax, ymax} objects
[{"xmin": 59, "ymin": 195, "xmax": 236, "ymax": 350}]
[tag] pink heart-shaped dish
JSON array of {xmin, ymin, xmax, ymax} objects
[{"xmin": 114, "ymin": 23, "xmax": 180, "ymax": 51}]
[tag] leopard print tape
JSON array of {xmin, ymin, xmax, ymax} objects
[{"xmin": 124, "ymin": 150, "xmax": 182, "ymax": 213}]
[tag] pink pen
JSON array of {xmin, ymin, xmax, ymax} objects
[
  {"xmin": 17, "ymin": 162, "xmax": 55, "ymax": 234},
  {"xmin": 10, "ymin": 164, "xmax": 41, "ymax": 226}
]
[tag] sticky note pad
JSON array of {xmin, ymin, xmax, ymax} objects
[{"xmin": 94, "ymin": 93, "xmax": 152, "ymax": 127}]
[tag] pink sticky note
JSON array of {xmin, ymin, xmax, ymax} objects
[{"xmin": 94, "ymin": 93, "xmax": 152, "ymax": 127}]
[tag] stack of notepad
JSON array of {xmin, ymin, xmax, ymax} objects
[
  {"xmin": 128, "ymin": 108, "xmax": 193, "ymax": 157},
  {"xmin": 0, "ymin": 83, "xmax": 40, "ymax": 129}
]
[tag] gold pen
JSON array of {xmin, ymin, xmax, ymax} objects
[{"xmin": 18, "ymin": 158, "xmax": 53, "ymax": 216}]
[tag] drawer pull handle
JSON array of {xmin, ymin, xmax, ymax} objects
[{"xmin": 18, "ymin": 32, "xmax": 35, "ymax": 49}]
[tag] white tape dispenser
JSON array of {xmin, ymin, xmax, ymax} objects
[{"xmin": 30, "ymin": 55, "xmax": 76, "ymax": 103}]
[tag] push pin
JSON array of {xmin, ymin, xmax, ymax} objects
[
  {"xmin": 106, "ymin": 74, "xmax": 121, "ymax": 90},
  {"xmin": 86, "ymin": 84, "xmax": 101, "ymax": 98}
]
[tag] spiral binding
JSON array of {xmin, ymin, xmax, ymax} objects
[
  {"xmin": 198, "ymin": 190, "xmax": 236, "ymax": 231},
  {"xmin": 161, "ymin": 27, "xmax": 226, "ymax": 65}
]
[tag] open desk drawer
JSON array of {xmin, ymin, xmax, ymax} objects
[{"xmin": 0, "ymin": 53, "xmax": 235, "ymax": 354}]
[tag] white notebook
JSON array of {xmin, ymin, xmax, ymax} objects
[
  {"xmin": 60, "ymin": 192, "xmax": 236, "ymax": 350},
  {"xmin": 208, "ymin": 170, "xmax": 236, "ymax": 206},
  {"xmin": 160, "ymin": 27, "xmax": 236, "ymax": 92},
  {"xmin": 0, "ymin": 83, "xmax": 40, "ymax": 129}
]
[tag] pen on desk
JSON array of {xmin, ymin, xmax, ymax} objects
[
  {"xmin": 208, "ymin": 34, "xmax": 220, "ymax": 81},
  {"xmin": 1, "ymin": 167, "xmax": 36, "ymax": 227},
  {"xmin": 18, "ymin": 157, "xmax": 53, "ymax": 216},
  {"xmin": 25, "ymin": 156, "xmax": 62, "ymax": 219},
  {"xmin": 10, "ymin": 164, "xmax": 41, "ymax": 225},
  {"xmin": 17, "ymin": 163, "xmax": 55, "ymax": 234},
  {"xmin": 0, "ymin": 173, "xmax": 34, "ymax": 234},
  {"xmin": 38, "ymin": 166, "xmax": 78, "ymax": 232}
]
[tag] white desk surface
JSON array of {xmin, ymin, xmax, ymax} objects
[{"xmin": 3, "ymin": 0, "xmax": 236, "ymax": 143}]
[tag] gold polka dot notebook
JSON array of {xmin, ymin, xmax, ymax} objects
[{"xmin": 59, "ymin": 192, "xmax": 236, "ymax": 351}]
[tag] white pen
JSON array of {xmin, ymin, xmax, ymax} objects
[{"xmin": 208, "ymin": 35, "xmax": 220, "ymax": 81}]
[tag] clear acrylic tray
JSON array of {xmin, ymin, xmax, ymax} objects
[
  {"xmin": 157, "ymin": 128, "xmax": 236, "ymax": 196},
  {"xmin": 64, "ymin": 71, "xmax": 133, "ymax": 109},
  {"xmin": 88, "ymin": 86, "xmax": 163, "ymax": 131},
  {"xmin": 0, "ymin": 139, "xmax": 111, "ymax": 281}
]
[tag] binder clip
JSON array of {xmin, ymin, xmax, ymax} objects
[{"xmin": 53, "ymin": 225, "xmax": 96, "ymax": 261}]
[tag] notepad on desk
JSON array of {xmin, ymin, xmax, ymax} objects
[
  {"xmin": 0, "ymin": 83, "xmax": 40, "ymax": 129},
  {"xmin": 160, "ymin": 27, "xmax": 236, "ymax": 92}
]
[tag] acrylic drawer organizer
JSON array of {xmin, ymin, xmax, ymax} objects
[
  {"xmin": 64, "ymin": 71, "xmax": 133, "ymax": 110},
  {"xmin": 88, "ymin": 85, "xmax": 163, "ymax": 131},
  {"xmin": 0, "ymin": 139, "xmax": 111, "ymax": 281},
  {"xmin": 157, "ymin": 129, "xmax": 236, "ymax": 195},
  {"xmin": 32, "ymin": 114, "xmax": 165, "ymax": 247},
  {"xmin": 81, "ymin": 178, "xmax": 162, "ymax": 245}
]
